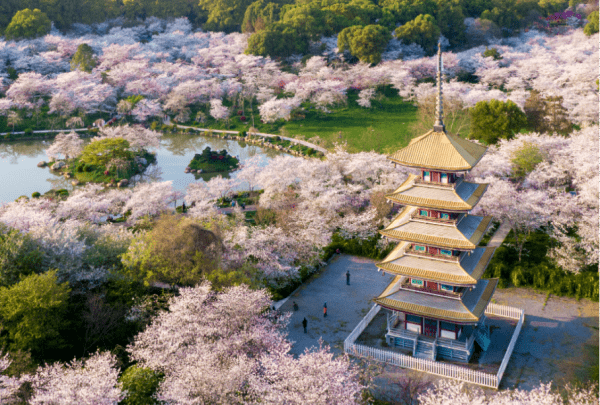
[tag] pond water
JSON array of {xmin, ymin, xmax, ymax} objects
[{"xmin": 0, "ymin": 132, "xmax": 288, "ymax": 204}]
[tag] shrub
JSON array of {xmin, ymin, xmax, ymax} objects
[
  {"xmin": 31, "ymin": 192, "xmax": 40, "ymax": 198},
  {"xmin": 24, "ymin": 128, "xmax": 33, "ymax": 136}
]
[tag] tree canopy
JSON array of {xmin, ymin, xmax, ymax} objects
[
  {"xmin": 584, "ymin": 10, "xmax": 599, "ymax": 36},
  {"xmin": 0, "ymin": 270, "xmax": 70, "ymax": 355},
  {"xmin": 79, "ymin": 138, "xmax": 134, "ymax": 169},
  {"xmin": 394, "ymin": 14, "xmax": 440, "ymax": 55},
  {"xmin": 337, "ymin": 24, "xmax": 391, "ymax": 65},
  {"xmin": 120, "ymin": 214, "xmax": 225, "ymax": 287},
  {"xmin": 469, "ymin": 99, "xmax": 527, "ymax": 144},
  {"xmin": 70, "ymin": 43, "xmax": 97, "ymax": 73},
  {"xmin": 4, "ymin": 8, "xmax": 51, "ymax": 40}
]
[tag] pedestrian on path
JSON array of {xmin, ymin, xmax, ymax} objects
[
  {"xmin": 302, "ymin": 317, "xmax": 308, "ymax": 333},
  {"xmin": 182, "ymin": 202, "xmax": 186, "ymax": 213},
  {"xmin": 346, "ymin": 270, "xmax": 350, "ymax": 285},
  {"xmin": 293, "ymin": 301, "xmax": 298, "ymax": 311},
  {"xmin": 323, "ymin": 302, "xmax": 327, "ymax": 318}
]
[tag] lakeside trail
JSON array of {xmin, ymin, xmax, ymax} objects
[{"xmin": 163, "ymin": 117, "xmax": 329, "ymax": 155}]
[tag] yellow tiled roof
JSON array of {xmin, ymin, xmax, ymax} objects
[
  {"xmin": 388, "ymin": 130, "xmax": 488, "ymax": 171},
  {"xmin": 375, "ymin": 247, "xmax": 496, "ymax": 285},
  {"xmin": 380, "ymin": 215, "xmax": 493, "ymax": 250},
  {"xmin": 375, "ymin": 297, "xmax": 480, "ymax": 322},
  {"xmin": 374, "ymin": 278, "xmax": 499, "ymax": 323},
  {"xmin": 386, "ymin": 183, "xmax": 488, "ymax": 211}
]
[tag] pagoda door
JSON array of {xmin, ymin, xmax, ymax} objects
[{"xmin": 424, "ymin": 318, "xmax": 437, "ymax": 338}]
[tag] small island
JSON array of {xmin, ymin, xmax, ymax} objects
[{"xmin": 186, "ymin": 147, "xmax": 239, "ymax": 174}]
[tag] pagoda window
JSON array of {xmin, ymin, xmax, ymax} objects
[
  {"xmin": 432, "ymin": 172, "xmax": 440, "ymax": 182},
  {"xmin": 430, "ymin": 210, "xmax": 439, "ymax": 218},
  {"xmin": 441, "ymin": 249, "xmax": 452, "ymax": 256},
  {"xmin": 440, "ymin": 212, "xmax": 450, "ymax": 220},
  {"xmin": 414, "ymin": 245, "xmax": 426, "ymax": 252},
  {"xmin": 419, "ymin": 210, "xmax": 428, "ymax": 216},
  {"xmin": 441, "ymin": 173, "xmax": 448, "ymax": 183},
  {"xmin": 429, "ymin": 247, "xmax": 440, "ymax": 255},
  {"xmin": 440, "ymin": 284, "xmax": 454, "ymax": 292},
  {"xmin": 440, "ymin": 321, "xmax": 458, "ymax": 339},
  {"xmin": 423, "ymin": 171, "xmax": 430, "ymax": 181},
  {"xmin": 425, "ymin": 281, "xmax": 438, "ymax": 290},
  {"xmin": 411, "ymin": 278, "xmax": 424, "ymax": 287},
  {"xmin": 405, "ymin": 315, "xmax": 422, "ymax": 334}
]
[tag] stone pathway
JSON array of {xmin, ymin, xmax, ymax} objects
[
  {"xmin": 280, "ymin": 254, "xmax": 395, "ymax": 357},
  {"xmin": 163, "ymin": 117, "xmax": 329, "ymax": 155},
  {"xmin": 488, "ymin": 222, "xmax": 512, "ymax": 248}
]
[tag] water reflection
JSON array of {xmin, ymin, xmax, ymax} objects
[{"xmin": 0, "ymin": 133, "xmax": 288, "ymax": 204}]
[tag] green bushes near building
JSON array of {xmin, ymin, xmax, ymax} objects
[{"xmin": 484, "ymin": 230, "xmax": 599, "ymax": 301}]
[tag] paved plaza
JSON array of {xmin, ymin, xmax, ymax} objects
[
  {"xmin": 280, "ymin": 253, "xmax": 599, "ymax": 395},
  {"xmin": 279, "ymin": 254, "xmax": 395, "ymax": 357}
]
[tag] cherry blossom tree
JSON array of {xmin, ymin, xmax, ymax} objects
[
  {"xmin": 357, "ymin": 88, "xmax": 376, "ymax": 108},
  {"xmin": 29, "ymin": 351, "xmax": 125, "ymax": 405},
  {"xmin": 130, "ymin": 98, "xmax": 162, "ymax": 123},
  {"xmin": 96, "ymin": 124, "xmax": 162, "ymax": 151},
  {"xmin": 418, "ymin": 379, "xmax": 599, "ymax": 405},
  {"xmin": 209, "ymin": 98, "xmax": 229, "ymax": 122},
  {"xmin": 127, "ymin": 282, "xmax": 288, "ymax": 404},
  {"xmin": 122, "ymin": 181, "xmax": 181, "ymax": 223},
  {"xmin": 249, "ymin": 341, "xmax": 367, "ymax": 405},
  {"xmin": 46, "ymin": 131, "xmax": 84, "ymax": 160},
  {"xmin": 0, "ymin": 353, "xmax": 23, "ymax": 403},
  {"xmin": 473, "ymin": 178, "xmax": 550, "ymax": 262}
]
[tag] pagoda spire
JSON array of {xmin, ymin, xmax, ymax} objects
[{"xmin": 433, "ymin": 42, "xmax": 445, "ymax": 132}]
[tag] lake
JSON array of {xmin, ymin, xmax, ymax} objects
[{"xmin": 0, "ymin": 132, "xmax": 288, "ymax": 204}]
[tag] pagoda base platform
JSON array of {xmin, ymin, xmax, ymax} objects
[{"xmin": 384, "ymin": 319, "xmax": 477, "ymax": 363}]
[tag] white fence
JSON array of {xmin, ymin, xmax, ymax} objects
[{"xmin": 344, "ymin": 303, "xmax": 525, "ymax": 389}]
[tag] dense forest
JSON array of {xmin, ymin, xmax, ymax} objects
[{"xmin": 1, "ymin": 0, "xmax": 597, "ymax": 60}]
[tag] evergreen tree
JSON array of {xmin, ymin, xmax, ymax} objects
[
  {"xmin": 4, "ymin": 8, "xmax": 51, "ymax": 40},
  {"xmin": 469, "ymin": 99, "xmax": 527, "ymax": 144}
]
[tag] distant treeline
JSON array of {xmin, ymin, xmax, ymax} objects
[{"xmin": 0, "ymin": 0, "xmax": 596, "ymax": 57}]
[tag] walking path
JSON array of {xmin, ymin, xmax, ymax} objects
[
  {"xmin": 488, "ymin": 222, "xmax": 511, "ymax": 248},
  {"xmin": 163, "ymin": 117, "xmax": 328, "ymax": 155},
  {"xmin": 0, "ymin": 127, "xmax": 88, "ymax": 136}
]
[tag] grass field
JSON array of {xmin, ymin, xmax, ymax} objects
[{"xmin": 280, "ymin": 86, "xmax": 419, "ymax": 154}]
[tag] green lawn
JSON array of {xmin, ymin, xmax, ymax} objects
[
  {"xmin": 173, "ymin": 86, "xmax": 420, "ymax": 154},
  {"xmin": 280, "ymin": 87, "xmax": 419, "ymax": 154}
]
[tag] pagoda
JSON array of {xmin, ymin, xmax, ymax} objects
[{"xmin": 374, "ymin": 43, "xmax": 497, "ymax": 362}]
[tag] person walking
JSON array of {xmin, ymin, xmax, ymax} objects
[
  {"xmin": 323, "ymin": 302, "xmax": 327, "ymax": 318},
  {"xmin": 346, "ymin": 270, "xmax": 350, "ymax": 285},
  {"xmin": 302, "ymin": 317, "xmax": 308, "ymax": 333},
  {"xmin": 182, "ymin": 202, "xmax": 186, "ymax": 213},
  {"xmin": 293, "ymin": 301, "xmax": 298, "ymax": 311}
]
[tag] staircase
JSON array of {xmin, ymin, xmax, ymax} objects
[
  {"xmin": 474, "ymin": 324, "xmax": 491, "ymax": 351},
  {"xmin": 414, "ymin": 338, "xmax": 436, "ymax": 360}
]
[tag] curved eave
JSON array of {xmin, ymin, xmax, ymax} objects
[
  {"xmin": 379, "ymin": 229, "xmax": 477, "ymax": 250},
  {"xmin": 387, "ymin": 158, "xmax": 476, "ymax": 172},
  {"xmin": 386, "ymin": 194, "xmax": 473, "ymax": 211},
  {"xmin": 375, "ymin": 246, "xmax": 496, "ymax": 286},
  {"xmin": 375, "ymin": 261, "xmax": 478, "ymax": 285},
  {"xmin": 374, "ymin": 297, "xmax": 479, "ymax": 323},
  {"xmin": 385, "ymin": 183, "xmax": 489, "ymax": 212},
  {"xmin": 374, "ymin": 278, "xmax": 499, "ymax": 324}
]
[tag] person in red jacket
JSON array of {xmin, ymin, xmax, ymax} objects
[{"xmin": 323, "ymin": 302, "xmax": 327, "ymax": 318}]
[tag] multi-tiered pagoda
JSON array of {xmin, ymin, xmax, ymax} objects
[{"xmin": 374, "ymin": 43, "xmax": 497, "ymax": 362}]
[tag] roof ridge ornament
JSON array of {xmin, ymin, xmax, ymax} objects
[{"xmin": 433, "ymin": 41, "xmax": 445, "ymax": 132}]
